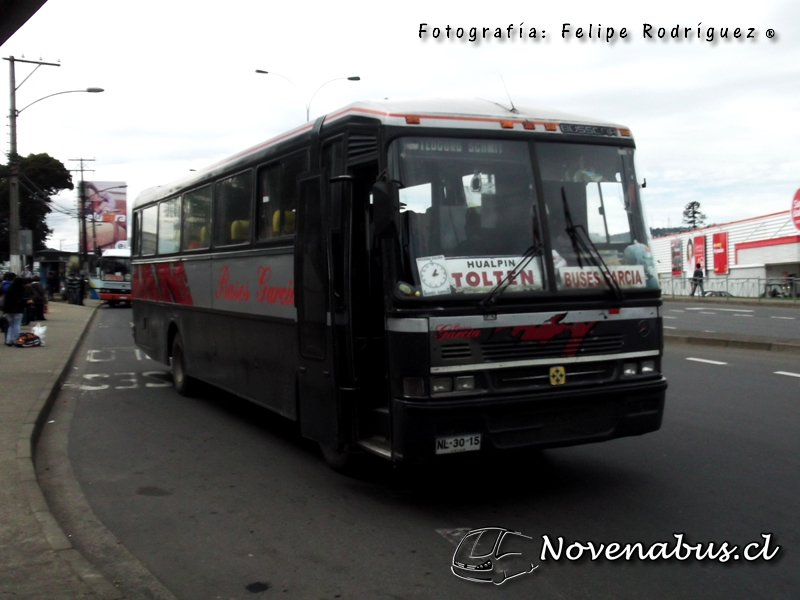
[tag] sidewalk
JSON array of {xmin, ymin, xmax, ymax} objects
[
  {"xmin": 0, "ymin": 299, "xmax": 123, "ymax": 599},
  {"xmin": 0, "ymin": 297, "xmax": 795, "ymax": 599}
]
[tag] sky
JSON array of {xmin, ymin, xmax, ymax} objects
[{"xmin": 2, "ymin": 0, "xmax": 799, "ymax": 252}]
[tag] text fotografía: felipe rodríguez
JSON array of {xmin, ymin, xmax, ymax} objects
[{"xmin": 418, "ymin": 23, "xmax": 772, "ymax": 43}]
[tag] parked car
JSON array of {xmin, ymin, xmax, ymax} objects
[{"xmin": 703, "ymin": 291, "xmax": 733, "ymax": 297}]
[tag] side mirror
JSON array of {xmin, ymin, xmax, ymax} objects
[{"xmin": 371, "ymin": 180, "xmax": 400, "ymax": 239}]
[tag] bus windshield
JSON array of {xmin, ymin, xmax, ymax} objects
[
  {"xmin": 390, "ymin": 137, "xmax": 657, "ymax": 299},
  {"xmin": 99, "ymin": 255, "xmax": 131, "ymax": 282}
]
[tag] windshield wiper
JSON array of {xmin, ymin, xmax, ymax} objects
[
  {"xmin": 479, "ymin": 242, "xmax": 543, "ymax": 311},
  {"xmin": 560, "ymin": 186, "xmax": 623, "ymax": 300}
]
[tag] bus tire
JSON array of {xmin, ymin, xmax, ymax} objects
[
  {"xmin": 319, "ymin": 443, "xmax": 355, "ymax": 472},
  {"xmin": 171, "ymin": 332, "xmax": 196, "ymax": 397}
]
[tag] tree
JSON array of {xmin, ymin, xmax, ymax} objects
[
  {"xmin": 682, "ymin": 201, "xmax": 706, "ymax": 230},
  {"xmin": 0, "ymin": 153, "xmax": 73, "ymax": 261}
]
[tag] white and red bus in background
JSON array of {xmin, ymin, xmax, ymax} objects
[
  {"xmin": 89, "ymin": 247, "xmax": 132, "ymax": 307},
  {"xmin": 131, "ymin": 99, "xmax": 667, "ymax": 469}
]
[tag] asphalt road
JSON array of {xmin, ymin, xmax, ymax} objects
[
  {"xmin": 662, "ymin": 299, "xmax": 800, "ymax": 341},
  {"xmin": 37, "ymin": 306, "xmax": 799, "ymax": 599}
]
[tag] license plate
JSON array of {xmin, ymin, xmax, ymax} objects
[
  {"xmin": 435, "ymin": 434, "xmax": 482, "ymax": 455},
  {"xmin": 120, "ymin": 296, "xmax": 128, "ymax": 300}
]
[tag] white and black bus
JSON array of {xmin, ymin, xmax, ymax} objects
[{"xmin": 131, "ymin": 99, "xmax": 667, "ymax": 467}]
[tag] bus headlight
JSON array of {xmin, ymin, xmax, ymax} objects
[
  {"xmin": 431, "ymin": 377, "xmax": 453, "ymax": 394},
  {"xmin": 640, "ymin": 360, "xmax": 656, "ymax": 374},
  {"xmin": 455, "ymin": 376, "xmax": 475, "ymax": 391},
  {"xmin": 622, "ymin": 363, "xmax": 638, "ymax": 377}
]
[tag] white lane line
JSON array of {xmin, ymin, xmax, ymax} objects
[
  {"xmin": 664, "ymin": 326, "xmax": 677, "ymax": 330},
  {"xmin": 702, "ymin": 330, "xmax": 716, "ymax": 333},
  {"xmin": 686, "ymin": 358, "xmax": 728, "ymax": 365},
  {"xmin": 663, "ymin": 316, "xmax": 677, "ymax": 319},
  {"xmin": 699, "ymin": 311, "xmax": 717, "ymax": 315},
  {"xmin": 669, "ymin": 310, "xmax": 686, "ymax": 313},
  {"xmin": 770, "ymin": 316, "xmax": 796, "ymax": 320},
  {"xmin": 774, "ymin": 371, "xmax": 800, "ymax": 378},
  {"xmin": 733, "ymin": 314, "xmax": 754, "ymax": 317},
  {"xmin": 684, "ymin": 308, "xmax": 754, "ymax": 313}
]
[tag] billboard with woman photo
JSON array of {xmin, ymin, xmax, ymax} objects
[{"xmin": 84, "ymin": 181, "xmax": 127, "ymax": 253}]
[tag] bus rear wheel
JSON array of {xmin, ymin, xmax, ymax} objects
[{"xmin": 171, "ymin": 332, "xmax": 196, "ymax": 396}]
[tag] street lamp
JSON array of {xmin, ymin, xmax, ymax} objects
[
  {"xmin": 4, "ymin": 55, "xmax": 103, "ymax": 273},
  {"xmin": 254, "ymin": 70, "xmax": 360, "ymax": 121}
]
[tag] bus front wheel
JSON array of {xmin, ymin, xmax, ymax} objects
[
  {"xmin": 171, "ymin": 332, "xmax": 196, "ymax": 396},
  {"xmin": 319, "ymin": 443, "xmax": 355, "ymax": 472}
]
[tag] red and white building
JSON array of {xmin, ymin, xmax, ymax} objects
[{"xmin": 651, "ymin": 208, "xmax": 800, "ymax": 291}]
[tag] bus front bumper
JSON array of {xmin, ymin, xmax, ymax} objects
[{"xmin": 390, "ymin": 377, "xmax": 667, "ymax": 464}]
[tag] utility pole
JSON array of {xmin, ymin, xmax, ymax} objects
[
  {"xmin": 69, "ymin": 158, "xmax": 94, "ymax": 273},
  {"xmin": 4, "ymin": 55, "xmax": 60, "ymax": 272}
]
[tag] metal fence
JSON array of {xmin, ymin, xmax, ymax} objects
[{"xmin": 658, "ymin": 276, "xmax": 800, "ymax": 302}]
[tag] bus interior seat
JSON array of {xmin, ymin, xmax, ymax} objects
[
  {"xmin": 437, "ymin": 206, "xmax": 468, "ymax": 251},
  {"xmin": 272, "ymin": 210, "xmax": 296, "ymax": 235},
  {"xmin": 231, "ymin": 220, "xmax": 250, "ymax": 242}
]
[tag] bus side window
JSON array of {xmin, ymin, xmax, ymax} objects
[
  {"xmin": 257, "ymin": 164, "xmax": 281, "ymax": 240},
  {"xmin": 257, "ymin": 153, "xmax": 307, "ymax": 240},
  {"xmin": 279, "ymin": 154, "xmax": 306, "ymax": 236},
  {"xmin": 214, "ymin": 170, "xmax": 253, "ymax": 246},
  {"xmin": 182, "ymin": 185, "xmax": 212, "ymax": 251}
]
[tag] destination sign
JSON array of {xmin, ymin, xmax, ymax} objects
[{"xmin": 559, "ymin": 123, "xmax": 620, "ymax": 137}]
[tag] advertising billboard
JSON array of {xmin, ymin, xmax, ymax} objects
[
  {"xmin": 670, "ymin": 239, "xmax": 683, "ymax": 275},
  {"xmin": 84, "ymin": 181, "xmax": 127, "ymax": 254},
  {"xmin": 712, "ymin": 232, "xmax": 729, "ymax": 274},
  {"xmin": 693, "ymin": 235, "xmax": 706, "ymax": 272}
]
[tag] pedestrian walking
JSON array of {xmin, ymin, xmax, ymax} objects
[
  {"xmin": 67, "ymin": 272, "xmax": 81, "ymax": 305},
  {"xmin": 30, "ymin": 280, "xmax": 47, "ymax": 321},
  {"xmin": 21, "ymin": 279, "xmax": 35, "ymax": 325},
  {"xmin": 3, "ymin": 277, "xmax": 26, "ymax": 346},
  {"xmin": 690, "ymin": 263, "xmax": 705, "ymax": 297}
]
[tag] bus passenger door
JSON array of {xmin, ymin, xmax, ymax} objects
[{"xmin": 295, "ymin": 170, "xmax": 340, "ymax": 450}]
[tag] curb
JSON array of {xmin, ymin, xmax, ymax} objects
[
  {"xmin": 664, "ymin": 331, "xmax": 800, "ymax": 354},
  {"xmin": 15, "ymin": 303, "xmax": 124, "ymax": 600}
]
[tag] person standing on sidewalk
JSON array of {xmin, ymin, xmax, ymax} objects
[
  {"xmin": 46, "ymin": 269, "xmax": 57, "ymax": 301},
  {"xmin": 3, "ymin": 277, "xmax": 26, "ymax": 346},
  {"xmin": 690, "ymin": 263, "xmax": 705, "ymax": 297}
]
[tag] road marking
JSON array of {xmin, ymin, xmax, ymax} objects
[
  {"xmin": 663, "ymin": 316, "xmax": 677, "ymax": 319},
  {"xmin": 733, "ymin": 314, "xmax": 753, "ymax": 317},
  {"xmin": 702, "ymin": 330, "xmax": 716, "ymax": 333},
  {"xmin": 770, "ymin": 316, "xmax": 795, "ymax": 320},
  {"xmin": 86, "ymin": 349, "xmax": 116, "ymax": 362},
  {"xmin": 669, "ymin": 310, "xmax": 686, "ymax": 313},
  {"xmin": 664, "ymin": 326, "xmax": 677, "ymax": 330},
  {"xmin": 686, "ymin": 358, "xmax": 728, "ymax": 365},
  {"xmin": 685, "ymin": 308, "xmax": 754, "ymax": 313},
  {"xmin": 774, "ymin": 371, "xmax": 800, "ymax": 378},
  {"xmin": 699, "ymin": 311, "xmax": 717, "ymax": 315}
]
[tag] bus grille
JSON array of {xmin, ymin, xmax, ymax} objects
[
  {"xmin": 439, "ymin": 343, "xmax": 473, "ymax": 360},
  {"xmin": 480, "ymin": 334, "xmax": 624, "ymax": 361}
]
